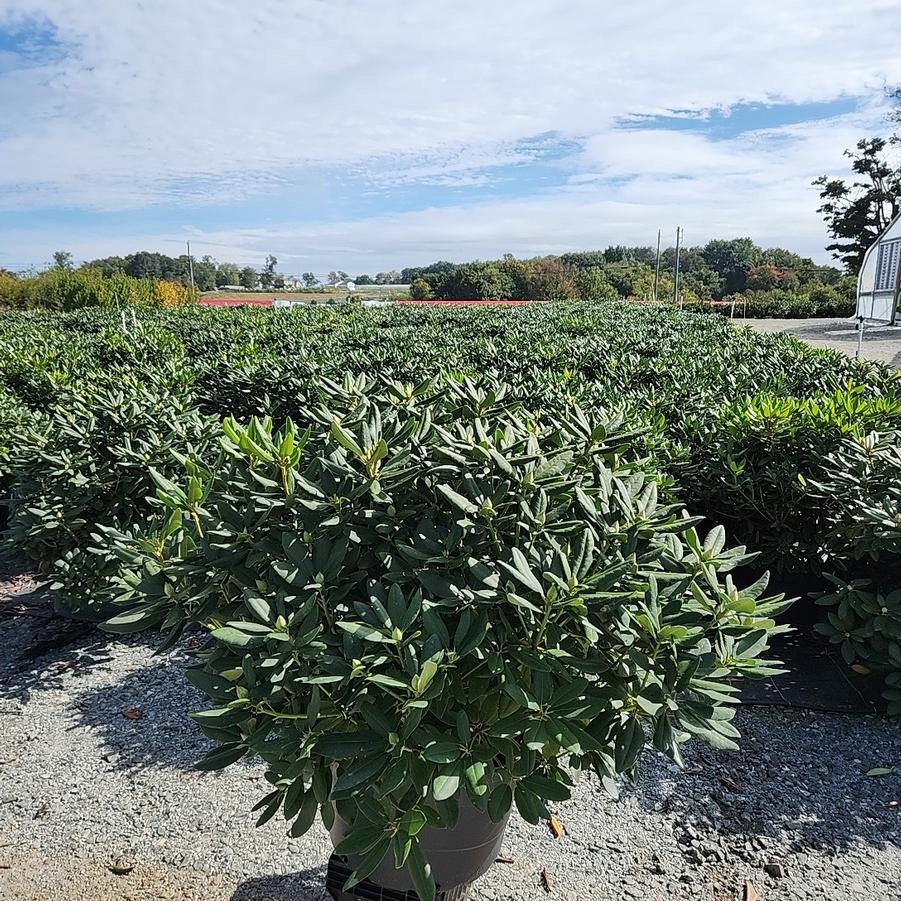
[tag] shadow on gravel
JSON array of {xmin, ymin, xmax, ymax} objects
[
  {"xmin": 0, "ymin": 569, "xmax": 116, "ymax": 704},
  {"xmin": 72, "ymin": 653, "xmax": 213, "ymax": 772},
  {"xmin": 230, "ymin": 867, "xmax": 329, "ymax": 901},
  {"xmin": 632, "ymin": 707, "xmax": 900, "ymax": 857}
]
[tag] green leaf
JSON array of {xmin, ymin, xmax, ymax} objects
[
  {"xmin": 513, "ymin": 784, "xmax": 547, "ymax": 824},
  {"xmin": 334, "ymin": 824, "xmax": 387, "ymax": 856},
  {"xmin": 436, "ymin": 484, "xmax": 478, "ymax": 515},
  {"xmin": 245, "ymin": 593, "xmax": 272, "ymax": 624},
  {"xmin": 866, "ymin": 767, "xmax": 894, "ymax": 777},
  {"xmin": 487, "ymin": 783, "xmax": 513, "ymax": 822},
  {"xmin": 406, "ymin": 838, "xmax": 436, "ymax": 901},
  {"xmin": 333, "ymin": 756, "xmax": 388, "ymax": 795},
  {"xmin": 398, "ymin": 808, "xmax": 428, "ymax": 837},
  {"xmin": 101, "ymin": 605, "xmax": 163, "ymax": 634},
  {"xmin": 316, "ymin": 732, "xmax": 386, "ymax": 760},
  {"xmin": 283, "ymin": 777, "xmax": 308, "ymax": 820},
  {"xmin": 366, "ymin": 673, "xmax": 409, "ymax": 690},
  {"xmin": 521, "ymin": 773, "xmax": 571, "ymax": 802},
  {"xmin": 432, "ymin": 770, "xmax": 461, "ymax": 801},
  {"xmin": 344, "ymin": 834, "xmax": 392, "ymax": 890},
  {"xmin": 498, "ymin": 547, "xmax": 544, "ymax": 595},
  {"xmin": 614, "ymin": 716, "xmax": 644, "ymax": 773},
  {"xmin": 195, "ymin": 742, "xmax": 247, "ymax": 771},
  {"xmin": 330, "ymin": 419, "xmax": 363, "ymax": 457},
  {"xmin": 336, "ymin": 622, "xmax": 392, "ymax": 643},
  {"xmin": 211, "ymin": 626, "xmax": 261, "ymax": 648},
  {"xmin": 423, "ymin": 740, "xmax": 461, "ymax": 764}
]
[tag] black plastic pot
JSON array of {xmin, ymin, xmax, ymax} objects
[{"xmin": 328, "ymin": 797, "xmax": 510, "ymax": 900}]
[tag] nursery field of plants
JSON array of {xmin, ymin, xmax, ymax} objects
[{"xmin": 1, "ymin": 300, "xmax": 899, "ymax": 898}]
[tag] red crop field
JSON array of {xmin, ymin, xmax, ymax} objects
[
  {"xmin": 200, "ymin": 297, "xmax": 273, "ymax": 307},
  {"xmin": 395, "ymin": 299, "xmax": 537, "ymax": 306},
  {"xmin": 199, "ymin": 297, "xmax": 540, "ymax": 309}
]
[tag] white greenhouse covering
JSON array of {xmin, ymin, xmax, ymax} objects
[{"xmin": 857, "ymin": 212, "xmax": 901, "ymax": 324}]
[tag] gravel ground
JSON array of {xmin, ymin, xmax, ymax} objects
[
  {"xmin": 1, "ymin": 572, "xmax": 899, "ymax": 901},
  {"xmin": 737, "ymin": 318, "xmax": 901, "ymax": 367}
]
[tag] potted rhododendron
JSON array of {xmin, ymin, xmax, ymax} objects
[{"xmin": 107, "ymin": 375, "xmax": 787, "ymax": 901}]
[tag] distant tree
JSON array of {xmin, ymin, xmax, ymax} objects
[
  {"xmin": 327, "ymin": 270, "xmax": 349, "ymax": 285},
  {"xmin": 374, "ymin": 270, "xmax": 402, "ymax": 285},
  {"xmin": 526, "ymin": 257, "xmax": 578, "ymax": 301},
  {"xmin": 573, "ymin": 266, "xmax": 620, "ymax": 302},
  {"xmin": 814, "ymin": 137, "xmax": 901, "ymax": 272},
  {"xmin": 409, "ymin": 278, "xmax": 432, "ymax": 299},
  {"xmin": 559, "ymin": 251, "xmax": 608, "ymax": 270},
  {"xmin": 240, "ymin": 266, "xmax": 259, "ymax": 289},
  {"xmin": 52, "ymin": 250, "xmax": 73, "ymax": 270},
  {"xmin": 192, "ymin": 255, "xmax": 218, "ymax": 292},
  {"xmin": 171, "ymin": 255, "xmax": 193, "ymax": 284},
  {"xmin": 700, "ymin": 238, "xmax": 763, "ymax": 297},
  {"xmin": 354, "ymin": 274, "xmax": 375, "ymax": 285},
  {"xmin": 260, "ymin": 255, "xmax": 278, "ymax": 289},
  {"xmin": 746, "ymin": 265, "xmax": 800, "ymax": 292},
  {"xmin": 302, "ymin": 272, "xmax": 319, "ymax": 288},
  {"xmin": 216, "ymin": 262, "xmax": 241, "ymax": 287},
  {"xmin": 442, "ymin": 262, "xmax": 514, "ymax": 300},
  {"xmin": 83, "ymin": 256, "xmax": 126, "ymax": 277},
  {"xmin": 125, "ymin": 251, "xmax": 162, "ymax": 280},
  {"xmin": 604, "ymin": 245, "xmax": 655, "ymax": 265}
]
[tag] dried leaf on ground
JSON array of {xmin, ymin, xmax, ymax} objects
[
  {"xmin": 743, "ymin": 879, "xmax": 759, "ymax": 901},
  {"xmin": 121, "ymin": 709, "xmax": 144, "ymax": 720},
  {"xmin": 107, "ymin": 857, "xmax": 135, "ymax": 875},
  {"xmin": 495, "ymin": 855, "xmax": 514, "ymax": 864},
  {"xmin": 549, "ymin": 815, "xmax": 564, "ymax": 838},
  {"xmin": 541, "ymin": 868, "xmax": 553, "ymax": 893},
  {"xmin": 718, "ymin": 774, "xmax": 744, "ymax": 793}
]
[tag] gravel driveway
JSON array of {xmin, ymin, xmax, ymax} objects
[
  {"xmin": 738, "ymin": 318, "xmax": 901, "ymax": 368},
  {"xmin": 1, "ymin": 573, "xmax": 899, "ymax": 901}
]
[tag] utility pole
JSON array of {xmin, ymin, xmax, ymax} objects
[
  {"xmin": 672, "ymin": 226, "xmax": 683, "ymax": 306},
  {"xmin": 653, "ymin": 229, "xmax": 661, "ymax": 304},
  {"xmin": 187, "ymin": 241, "xmax": 195, "ymax": 292}
]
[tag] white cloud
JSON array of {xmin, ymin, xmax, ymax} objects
[{"xmin": 1, "ymin": 0, "xmax": 901, "ymax": 265}]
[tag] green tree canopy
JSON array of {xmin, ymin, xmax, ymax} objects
[
  {"xmin": 814, "ymin": 136, "xmax": 901, "ymax": 272},
  {"xmin": 216, "ymin": 263, "xmax": 241, "ymax": 287},
  {"xmin": 239, "ymin": 266, "xmax": 259, "ymax": 289}
]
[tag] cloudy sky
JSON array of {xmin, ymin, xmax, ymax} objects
[{"xmin": 1, "ymin": 1, "xmax": 901, "ymax": 275}]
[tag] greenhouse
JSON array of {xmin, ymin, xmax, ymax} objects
[{"xmin": 857, "ymin": 211, "xmax": 901, "ymax": 323}]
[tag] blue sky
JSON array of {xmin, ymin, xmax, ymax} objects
[{"xmin": 1, "ymin": 1, "xmax": 901, "ymax": 276}]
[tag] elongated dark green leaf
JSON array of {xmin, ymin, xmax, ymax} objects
[
  {"xmin": 406, "ymin": 838, "xmax": 436, "ymax": 901},
  {"xmin": 487, "ymin": 782, "xmax": 513, "ymax": 822},
  {"xmin": 344, "ymin": 834, "xmax": 392, "ymax": 890},
  {"xmin": 195, "ymin": 742, "xmax": 247, "ymax": 771}
]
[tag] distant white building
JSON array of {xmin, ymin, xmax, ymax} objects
[{"xmin": 857, "ymin": 213, "xmax": 901, "ymax": 324}]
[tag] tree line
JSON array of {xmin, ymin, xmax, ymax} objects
[
  {"xmin": 18, "ymin": 253, "xmax": 407, "ymax": 293},
  {"xmin": 402, "ymin": 241, "xmax": 853, "ymax": 304}
]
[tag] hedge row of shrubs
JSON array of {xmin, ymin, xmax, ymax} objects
[
  {"xmin": 0, "ymin": 302, "xmax": 898, "ymax": 715},
  {"xmin": 685, "ymin": 285, "xmax": 855, "ymax": 319},
  {"xmin": 0, "ymin": 268, "xmax": 198, "ymax": 311}
]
